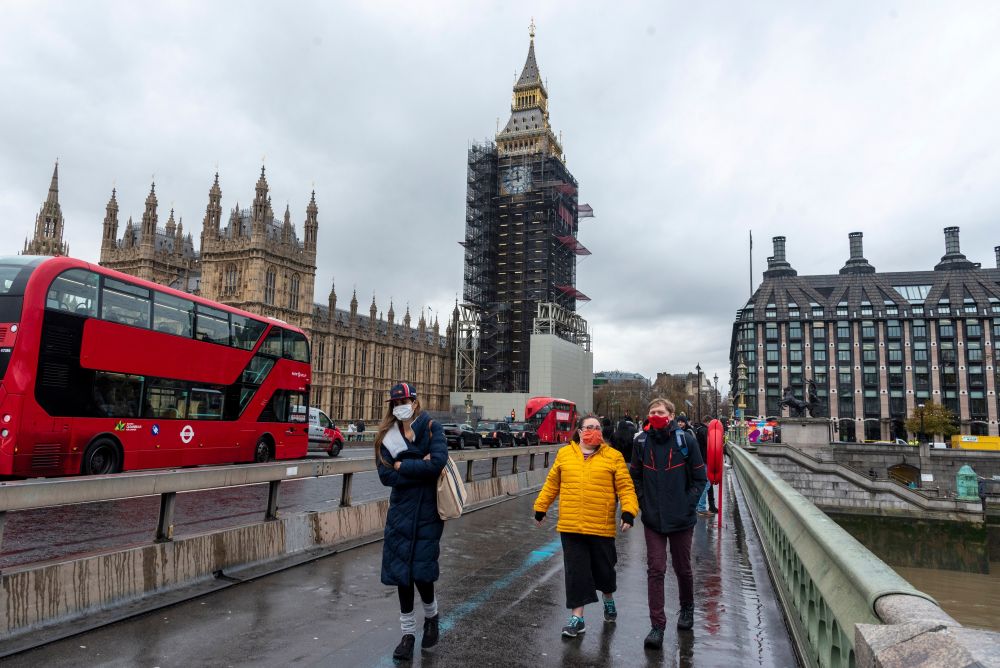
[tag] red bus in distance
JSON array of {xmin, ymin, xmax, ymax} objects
[
  {"xmin": 525, "ymin": 397, "xmax": 577, "ymax": 444},
  {"xmin": 0, "ymin": 255, "xmax": 310, "ymax": 478}
]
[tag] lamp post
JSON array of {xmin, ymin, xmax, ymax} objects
[
  {"xmin": 917, "ymin": 403, "xmax": 925, "ymax": 444},
  {"xmin": 736, "ymin": 355, "xmax": 748, "ymax": 447},
  {"xmin": 464, "ymin": 393, "xmax": 474, "ymax": 427},
  {"xmin": 713, "ymin": 373, "xmax": 719, "ymax": 417},
  {"xmin": 696, "ymin": 362, "xmax": 702, "ymax": 421}
]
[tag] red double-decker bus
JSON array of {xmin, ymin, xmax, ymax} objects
[
  {"xmin": 0, "ymin": 255, "xmax": 311, "ymax": 478},
  {"xmin": 525, "ymin": 397, "xmax": 577, "ymax": 444}
]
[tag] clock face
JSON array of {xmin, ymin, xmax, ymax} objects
[{"xmin": 502, "ymin": 166, "xmax": 531, "ymax": 194}]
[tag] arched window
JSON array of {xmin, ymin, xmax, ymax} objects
[
  {"xmin": 224, "ymin": 264, "xmax": 238, "ymax": 295},
  {"xmin": 264, "ymin": 267, "xmax": 276, "ymax": 305},
  {"xmin": 290, "ymin": 274, "xmax": 300, "ymax": 310}
]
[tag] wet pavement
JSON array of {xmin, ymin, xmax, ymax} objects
[
  {"xmin": 0, "ymin": 451, "xmax": 519, "ymax": 569},
  {"xmin": 7, "ymin": 469, "xmax": 797, "ymax": 667}
]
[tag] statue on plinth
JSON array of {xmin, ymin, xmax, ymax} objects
[{"xmin": 781, "ymin": 379, "xmax": 823, "ymax": 418}]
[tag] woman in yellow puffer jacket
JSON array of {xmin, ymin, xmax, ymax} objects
[{"xmin": 534, "ymin": 414, "xmax": 640, "ymax": 638}]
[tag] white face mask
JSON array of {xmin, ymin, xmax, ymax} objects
[{"xmin": 393, "ymin": 404, "xmax": 414, "ymax": 421}]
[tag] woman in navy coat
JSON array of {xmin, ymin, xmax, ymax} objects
[{"xmin": 376, "ymin": 382, "xmax": 448, "ymax": 660}]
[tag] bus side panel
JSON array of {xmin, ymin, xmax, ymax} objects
[{"xmin": 81, "ymin": 319, "xmax": 251, "ymax": 385}]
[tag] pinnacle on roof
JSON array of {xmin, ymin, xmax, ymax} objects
[
  {"xmin": 145, "ymin": 182, "xmax": 158, "ymax": 206},
  {"xmin": 515, "ymin": 20, "xmax": 543, "ymax": 91},
  {"xmin": 47, "ymin": 161, "xmax": 59, "ymax": 201}
]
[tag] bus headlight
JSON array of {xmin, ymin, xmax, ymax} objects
[
  {"xmin": 1, "ymin": 429, "xmax": 8, "ymax": 438},
  {"xmin": 2, "ymin": 414, "xmax": 9, "ymax": 423},
  {"xmin": 9, "ymin": 324, "xmax": 16, "ymax": 333}
]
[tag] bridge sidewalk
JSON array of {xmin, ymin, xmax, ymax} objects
[{"xmin": 8, "ymin": 471, "xmax": 797, "ymax": 667}]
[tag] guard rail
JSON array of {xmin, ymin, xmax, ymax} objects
[{"xmin": 0, "ymin": 444, "xmax": 561, "ymax": 554}]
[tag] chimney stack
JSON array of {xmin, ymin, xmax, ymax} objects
[
  {"xmin": 944, "ymin": 226, "xmax": 961, "ymax": 255},
  {"xmin": 840, "ymin": 231, "xmax": 875, "ymax": 274},
  {"xmin": 934, "ymin": 226, "xmax": 975, "ymax": 271},
  {"xmin": 849, "ymin": 232, "xmax": 864, "ymax": 259},
  {"xmin": 995, "ymin": 246, "xmax": 1000, "ymax": 269},
  {"xmin": 772, "ymin": 236, "xmax": 786, "ymax": 263},
  {"xmin": 763, "ymin": 235, "xmax": 797, "ymax": 277}
]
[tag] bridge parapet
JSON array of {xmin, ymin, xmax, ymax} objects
[{"xmin": 731, "ymin": 442, "xmax": 1000, "ymax": 667}]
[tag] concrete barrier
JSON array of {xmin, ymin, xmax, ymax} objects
[{"xmin": 0, "ymin": 455, "xmax": 552, "ymax": 654}]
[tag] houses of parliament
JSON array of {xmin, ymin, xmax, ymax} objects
[{"xmin": 21, "ymin": 162, "xmax": 456, "ymax": 423}]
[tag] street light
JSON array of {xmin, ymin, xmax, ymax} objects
[
  {"xmin": 917, "ymin": 403, "xmax": 925, "ymax": 444},
  {"xmin": 696, "ymin": 362, "xmax": 702, "ymax": 421},
  {"xmin": 736, "ymin": 355, "xmax": 748, "ymax": 446},
  {"xmin": 713, "ymin": 373, "xmax": 719, "ymax": 417},
  {"xmin": 464, "ymin": 393, "xmax": 474, "ymax": 426}
]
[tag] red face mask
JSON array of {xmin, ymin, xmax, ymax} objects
[
  {"xmin": 648, "ymin": 414, "xmax": 669, "ymax": 430},
  {"xmin": 581, "ymin": 429, "xmax": 603, "ymax": 447}
]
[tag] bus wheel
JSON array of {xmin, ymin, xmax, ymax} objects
[
  {"xmin": 254, "ymin": 437, "xmax": 273, "ymax": 463},
  {"xmin": 82, "ymin": 438, "xmax": 122, "ymax": 475}
]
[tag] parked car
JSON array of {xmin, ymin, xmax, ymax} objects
[
  {"xmin": 509, "ymin": 422, "xmax": 540, "ymax": 447},
  {"xmin": 442, "ymin": 423, "xmax": 482, "ymax": 450},
  {"xmin": 294, "ymin": 406, "xmax": 344, "ymax": 457},
  {"xmin": 478, "ymin": 421, "xmax": 514, "ymax": 448}
]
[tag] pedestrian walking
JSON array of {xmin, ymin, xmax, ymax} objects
[
  {"xmin": 613, "ymin": 416, "xmax": 637, "ymax": 465},
  {"xmin": 375, "ymin": 382, "xmax": 448, "ymax": 661},
  {"xmin": 533, "ymin": 414, "xmax": 639, "ymax": 639},
  {"xmin": 630, "ymin": 398, "xmax": 708, "ymax": 649}
]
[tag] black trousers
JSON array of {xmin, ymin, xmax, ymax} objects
[
  {"xmin": 560, "ymin": 532, "xmax": 617, "ymax": 609},
  {"xmin": 398, "ymin": 581, "xmax": 435, "ymax": 614}
]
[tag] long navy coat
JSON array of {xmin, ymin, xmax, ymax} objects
[{"xmin": 377, "ymin": 412, "xmax": 448, "ymax": 587}]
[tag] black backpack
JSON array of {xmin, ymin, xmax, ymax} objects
[{"xmin": 635, "ymin": 429, "xmax": 694, "ymax": 487}]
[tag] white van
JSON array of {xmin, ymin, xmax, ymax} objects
[{"xmin": 292, "ymin": 406, "xmax": 343, "ymax": 457}]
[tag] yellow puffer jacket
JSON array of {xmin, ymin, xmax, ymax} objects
[{"xmin": 534, "ymin": 442, "xmax": 639, "ymax": 538}]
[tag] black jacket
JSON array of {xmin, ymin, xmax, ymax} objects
[
  {"xmin": 629, "ymin": 420, "xmax": 708, "ymax": 534},
  {"xmin": 377, "ymin": 413, "xmax": 447, "ymax": 586}
]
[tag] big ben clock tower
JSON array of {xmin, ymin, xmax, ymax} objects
[{"xmin": 460, "ymin": 22, "xmax": 591, "ymax": 394}]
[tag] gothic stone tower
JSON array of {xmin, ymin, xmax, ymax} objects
[
  {"xmin": 462, "ymin": 23, "xmax": 586, "ymax": 392},
  {"xmin": 198, "ymin": 167, "xmax": 317, "ymax": 330},
  {"xmin": 22, "ymin": 162, "xmax": 69, "ymax": 256},
  {"xmin": 99, "ymin": 182, "xmax": 198, "ymax": 290}
]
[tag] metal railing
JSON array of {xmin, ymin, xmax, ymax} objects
[
  {"xmin": 728, "ymin": 441, "xmax": 937, "ymax": 668},
  {"xmin": 0, "ymin": 444, "xmax": 560, "ymax": 556}
]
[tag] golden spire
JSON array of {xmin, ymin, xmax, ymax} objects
[{"xmin": 529, "ymin": 17, "xmax": 535, "ymax": 41}]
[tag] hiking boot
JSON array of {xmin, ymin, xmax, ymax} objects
[
  {"xmin": 603, "ymin": 598, "xmax": 618, "ymax": 622},
  {"xmin": 392, "ymin": 634, "xmax": 415, "ymax": 660},
  {"xmin": 561, "ymin": 615, "xmax": 586, "ymax": 637},
  {"xmin": 644, "ymin": 626, "xmax": 665, "ymax": 649},
  {"xmin": 421, "ymin": 614, "xmax": 439, "ymax": 649},
  {"xmin": 677, "ymin": 604, "xmax": 694, "ymax": 630}
]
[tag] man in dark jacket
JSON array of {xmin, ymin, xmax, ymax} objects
[
  {"xmin": 630, "ymin": 398, "xmax": 707, "ymax": 649},
  {"xmin": 613, "ymin": 416, "xmax": 637, "ymax": 463}
]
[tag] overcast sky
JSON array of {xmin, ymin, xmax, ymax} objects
[{"xmin": 4, "ymin": 1, "xmax": 1000, "ymax": 391}]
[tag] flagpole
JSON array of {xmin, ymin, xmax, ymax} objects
[{"xmin": 749, "ymin": 229, "xmax": 753, "ymax": 299}]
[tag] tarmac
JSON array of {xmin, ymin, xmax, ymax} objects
[{"xmin": 8, "ymin": 469, "xmax": 797, "ymax": 667}]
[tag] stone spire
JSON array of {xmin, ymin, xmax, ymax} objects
[
  {"xmin": 387, "ymin": 300, "xmax": 395, "ymax": 325},
  {"xmin": 370, "ymin": 294, "xmax": 378, "ymax": 323},
  {"xmin": 328, "ymin": 278, "xmax": 337, "ymax": 315},
  {"xmin": 123, "ymin": 216, "xmax": 135, "ymax": 248},
  {"xmin": 403, "ymin": 305, "xmax": 411, "ymax": 329},
  {"xmin": 202, "ymin": 172, "xmax": 223, "ymax": 242},
  {"xmin": 140, "ymin": 182, "xmax": 158, "ymax": 248},
  {"xmin": 251, "ymin": 166, "xmax": 270, "ymax": 236},
  {"xmin": 350, "ymin": 289, "xmax": 358, "ymax": 320},
  {"xmin": 282, "ymin": 204, "xmax": 293, "ymax": 243},
  {"xmin": 23, "ymin": 160, "xmax": 69, "ymax": 256},
  {"xmin": 304, "ymin": 190, "xmax": 318, "ymax": 251},
  {"xmin": 165, "ymin": 208, "xmax": 177, "ymax": 236},
  {"xmin": 101, "ymin": 188, "xmax": 119, "ymax": 253}
]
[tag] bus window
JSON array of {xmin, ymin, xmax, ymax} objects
[
  {"xmin": 47, "ymin": 269, "xmax": 99, "ymax": 316},
  {"xmin": 189, "ymin": 387, "xmax": 224, "ymax": 420},
  {"xmin": 260, "ymin": 328, "xmax": 282, "ymax": 357},
  {"xmin": 242, "ymin": 355, "xmax": 275, "ymax": 385},
  {"xmin": 101, "ymin": 278, "xmax": 151, "ymax": 328},
  {"xmin": 282, "ymin": 330, "xmax": 309, "ymax": 362},
  {"xmin": 153, "ymin": 292, "xmax": 194, "ymax": 337},
  {"xmin": 287, "ymin": 392, "xmax": 308, "ymax": 422},
  {"xmin": 144, "ymin": 378, "xmax": 189, "ymax": 419},
  {"xmin": 91, "ymin": 370, "xmax": 144, "ymax": 418},
  {"xmin": 260, "ymin": 390, "xmax": 308, "ymax": 422},
  {"xmin": 195, "ymin": 304, "xmax": 230, "ymax": 345},
  {"xmin": 231, "ymin": 314, "xmax": 266, "ymax": 350}
]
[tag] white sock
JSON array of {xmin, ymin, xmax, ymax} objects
[
  {"xmin": 422, "ymin": 598, "xmax": 438, "ymax": 618},
  {"xmin": 400, "ymin": 610, "xmax": 416, "ymax": 635}
]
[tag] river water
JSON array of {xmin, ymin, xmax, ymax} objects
[{"xmin": 830, "ymin": 513, "xmax": 1000, "ymax": 632}]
